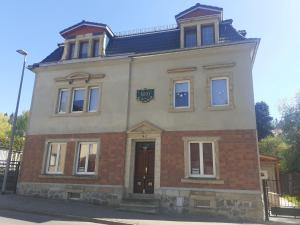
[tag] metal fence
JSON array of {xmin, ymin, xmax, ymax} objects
[{"xmin": 0, "ymin": 160, "xmax": 21, "ymax": 193}]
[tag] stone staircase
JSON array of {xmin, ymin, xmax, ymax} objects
[{"xmin": 118, "ymin": 194, "xmax": 160, "ymax": 214}]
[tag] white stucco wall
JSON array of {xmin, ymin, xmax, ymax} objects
[{"xmin": 28, "ymin": 42, "xmax": 257, "ymax": 135}]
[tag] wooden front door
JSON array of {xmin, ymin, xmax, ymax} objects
[{"xmin": 133, "ymin": 142, "xmax": 155, "ymax": 194}]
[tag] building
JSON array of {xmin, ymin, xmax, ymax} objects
[
  {"xmin": 18, "ymin": 3, "xmax": 263, "ymax": 222},
  {"xmin": 260, "ymin": 154, "xmax": 280, "ymax": 193}
]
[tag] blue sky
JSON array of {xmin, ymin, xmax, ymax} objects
[{"xmin": 0, "ymin": 0, "xmax": 299, "ymax": 119}]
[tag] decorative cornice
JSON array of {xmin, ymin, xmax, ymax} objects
[
  {"xmin": 167, "ymin": 66, "xmax": 197, "ymax": 74},
  {"xmin": 203, "ymin": 63, "xmax": 235, "ymax": 70},
  {"xmin": 55, "ymin": 72, "xmax": 105, "ymax": 84}
]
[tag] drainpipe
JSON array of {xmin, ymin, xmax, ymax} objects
[{"xmin": 126, "ymin": 57, "xmax": 133, "ymax": 130}]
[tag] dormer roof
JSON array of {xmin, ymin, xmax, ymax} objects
[
  {"xmin": 60, "ymin": 20, "xmax": 114, "ymax": 38},
  {"xmin": 175, "ymin": 3, "xmax": 223, "ymax": 21}
]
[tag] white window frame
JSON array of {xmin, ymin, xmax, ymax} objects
[
  {"xmin": 71, "ymin": 88, "xmax": 86, "ymax": 113},
  {"xmin": 188, "ymin": 141, "xmax": 216, "ymax": 178},
  {"xmin": 211, "ymin": 77, "xmax": 229, "ymax": 107},
  {"xmin": 76, "ymin": 142, "xmax": 97, "ymax": 175},
  {"xmin": 45, "ymin": 142, "xmax": 66, "ymax": 174},
  {"xmin": 173, "ymin": 80, "xmax": 190, "ymax": 109},
  {"xmin": 57, "ymin": 89, "xmax": 69, "ymax": 114},
  {"xmin": 88, "ymin": 87, "xmax": 100, "ymax": 112}
]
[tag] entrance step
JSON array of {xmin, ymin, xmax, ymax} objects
[{"xmin": 118, "ymin": 194, "xmax": 160, "ymax": 214}]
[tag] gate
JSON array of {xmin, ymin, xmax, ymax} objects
[
  {"xmin": 263, "ymin": 179, "xmax": 300, "ymax": 220},
  {"xmin": 0, "ymin": 160, "xmax": 20, "ymax": 193}
]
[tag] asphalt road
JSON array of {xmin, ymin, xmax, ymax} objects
[{"xmin": 0, "ymin": 209, "xmax": 103, "ymax": 225}]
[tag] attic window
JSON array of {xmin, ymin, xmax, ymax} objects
[
  {"xmin": 201, "ymin": 24, "xmax": 215, "ymax": 45},
  {"xmin": 79, "ymin": 41, "xmax": 89, "ymax": 58},
  {"xmin": 184, "ymin": 27, "xmax": 197, "ymax": 48},
  {"xmin": 92, "ymin": 40, "xmax": 100, "ymax": 57},
  {"xmin": 68, "ymin": 43, "xmax": 75, "ymax": 59}
]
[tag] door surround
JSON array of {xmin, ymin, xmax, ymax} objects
[{"xmin": 124, "ymin": 121, "xmax": 162, "ymax": 194}]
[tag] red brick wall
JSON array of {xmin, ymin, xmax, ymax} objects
[
  {"xmin": 160, "ymin": 130, "xmax": 261, "ymax": 190},
  {"xmin": 19, "ymin": 132, "xmax": 126, "ymax": 185}
]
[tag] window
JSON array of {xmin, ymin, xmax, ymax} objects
[
  {"xmin": 57, "ymin": 89, "xmax": 69, "ymax": 113},
  {"xmin": 76, "ymin": 142, "xmax": 97, "ymax": 174},
  {"xmin": 72, "ymin": 88, "xmax": 85, "ymax": 112},
  {"xmin": 92, "ymin": 40, "xmax": 100, "ymax": 57},
  {"xmin": 201, "ymin": 24, "xmax": 215, "ymax": 45},
  {"xmin": 184, "ymin": 27, "xmax": 197, "ymax": 48},
  {"xmin": 68, "ymin": 43, "xmax": 75, "ymax": 59},
  {"xmin": 79, "ymin": 41, "xmax": 89, "ymax": 58},
  {"xmin": 46, "ymin": 143, "xmax": 66, "ymax": 174},
  {"xmin": 88, "ymin": 87, "xmax": 100, "ymax": 112},
  {"xmin": 189, "ymin": 142, "xmax": 215, "ymax": 177},
  {"xmin": 211, "ymin": 78, "xmax": 229, "ymax": 106},
  {"xmin": 174, "ymin": 80, "xmax": 190, "ymax": 108}
]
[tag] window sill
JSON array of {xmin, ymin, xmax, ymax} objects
[
  {"xmin": 181, "ymin": 177, "xmax": 224, "ymax": 184},
  {"xmin": 207, "ymin": 104, "xmax": 233, "ymax": 111},
  {"xmin": 39, "ymin": 174, "xmax": 98, "ymax": 180},
  {"xmin": 169, "ymin": 106, "xmax": 194, "ymax": 113},
  {"xmin": 52, "ymin": 111, "xmax": 101, "ymax": 117}
]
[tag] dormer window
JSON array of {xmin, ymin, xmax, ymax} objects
[
  {"xmin": 79, "ymin": 41, "xmax": 89, "ymax": 58},
  {"xmin": 201, "ymin": 24, "xmax": 215, "ymax": 45},
  {"xmin": 68, "ymin": 43, "xmax": 75, "ymax": 59},
  {"xmin": 184, "ymin": 27, "xmax": 197, "ymax": 48},
  {"xmin": 92, "ymin": 40, "xmax": 100, "ymax": 57}
]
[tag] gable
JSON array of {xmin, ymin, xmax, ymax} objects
[
  {"xmin": 62, "ymin": 25, "xmax": 106, "ymax": 38},
  {"xmin": 179, "ymin": 8, "xmax": 221, "ymax": 20},
  {"xmin": 127, "ymin": 121, "xmax": 163, "ymax": 134}
]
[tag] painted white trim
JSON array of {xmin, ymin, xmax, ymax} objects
[
  {"xmin": 71, "ymin": 88, "xmax": 86, "ymax": 113},
  {"xmin": 57, "ymin": 89, "xmax": 69, "ymax": 114},
  {"xmin": 210, "ymin": 77, "xmax": 230, "ymax": 107},
  {"xmin": 173, "ymin": 80, "xmax": 190, "ymax": 109},
  {"xmin": 188, "ymin": 141, "xmax": 216, "ymax": 178},
  {"xmin": 75, "ymin": 142, "xmax": 97, "ymax": 175},
  {"xmin": 88, "ymin": 87, "xmax": 100, "ymax": 112},
  {"xmin": 45, "ymin": 142, "xmax": 66, "ymax": 175}
]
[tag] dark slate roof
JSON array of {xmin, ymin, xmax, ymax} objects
[
  {"xmin": 106, "ymin": 29, "xmax": 180, "ymax": 55},
  {"xmin": 175, "ymin": 3, "xmax": 223, "ymax": 19},
  {"xmin": 38, "ymin": 21, "xmax": 247, "ymax": 65}
]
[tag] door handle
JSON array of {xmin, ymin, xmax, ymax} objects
[{"xmin": 145, "ymin": 167, "xmax": 148, "ymax": 174}]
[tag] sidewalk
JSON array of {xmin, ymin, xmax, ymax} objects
[{"xmin": 0, "ymin": 194, "xmax": 294, "ymax": 225}]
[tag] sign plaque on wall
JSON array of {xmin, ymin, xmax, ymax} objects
[{"xmin": 136, "ymin": 89, "xmax": 154, "ymax": 103}]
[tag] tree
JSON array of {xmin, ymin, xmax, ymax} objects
[
  {"xmin": 8, "ymin": 111, "xmax": 29, "ymax": 137},
  {"xmin": 0, "ymin": 113, "xmax": 11, "ymax": 138},
  {"xmin": 255, "ymin": 101, "xmax": 273, "ymax": 140},
  {"xmin": 278, "ymin": 92, "xmax": 300, "ymax": 172}
]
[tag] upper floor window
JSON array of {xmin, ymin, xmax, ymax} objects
[
  {"xmin": 88, "ymin": 87, "xmax": 100, "ymax": 112},
  {"xmin": 189, "ymin": 142, "xmax": 215, "ymax": 177},
  {"xmin": 72, "ymin": 88, "xmax": 85, "ymax": 112},
  {"xmin": 201, "ymin": 24, "xmax": 215, "ymax": 45},
  {"xmin": 92, "ymin": 40, "xmax": 100, "ymax": 57},
  {"xmin": 68, "ymin": 43, "xmax": 76, "ymax": 59},
  {"xmin": 184, "ymin": 27, "xmax": 197, "ymax": 48},
  {"xmin": 79, "ymin": 41, "xmax": 89, "ymax": 58},
  {"xmin": 58, "ymin": 89, "xmax": 69, "ymax": 113},
  {"xmin": 76, "ymin": 142, "xmax": 97, "ymax": 174},
  {"xmin": 211, "ymin": 78, "xmax": 229, "ymax": 106},
  {"xmin": 46, "ymin": 142, "xmax": 67, "ymax": 174},
  {"xmin": 174, "ymin": 80, "xmax": 190, "ymax": 108}
]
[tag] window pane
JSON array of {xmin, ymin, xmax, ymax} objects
[
  {"xmin": 93, "ymin": 40, "xmax": 99, "ymax": 57},
  {"xmin": 190, "ymin": 143, "xmax": 200, "ymax": 175},
  {"xmin": 212, "ymin": 79, "xmax": 228, "ymax": 106},
  {"xmin": 87, "ymin": 143, "xmax": 97, "ymax": 172},
  {"xmin": 88, "ymin": 88, "xmax": 99, "ymax": 112},
  {"xmin": 47, "ymin": 143, "xmax": 59, "ymax": 173},
  {"xmin": 203, "ymin": 143, "xmax": 214, "ymax": 175},
  {"xmin": 77, "ymin": 143, "xmax": 88, "ymax": 172},
  {"xmin": 79, "ymin": 42, "xmax": 89, "ymax": 58},
  {"xmin": 202, "ymin": 25, "xmax": 214, "ymax": 45},
  {"xmin": 72, "ymin": 89, "xmax": 85, "ymax": 112},
  {"xmin": 68, "ymin": 43, "xmax": 75, "ymax": 59},
  {"xmin": 184, "ymin": 27, "xmax": 197, "ymax": 47},
  {"xmin": 175, "ymin": 81, "xmax": 189, "ymax": 108},
  {"xmin": 57, "ymin": 144, "xmax": 66, "ymax": 173},
  {"xmin": 58, "ymin": 90, "xmax": 69, "ymax": 113}
]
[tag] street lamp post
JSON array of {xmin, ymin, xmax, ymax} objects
[{"xmin": 1, "ymin": 49, "xmax": 28, "ymax": 194}]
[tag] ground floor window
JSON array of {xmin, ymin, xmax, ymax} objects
[
  {"xmin": 46, "ymin": 143, "xmax": 67, "ymax": 174},
  {"xmin": 76, "ymin": 142, "xmax": 98, "ymax": 174},
  {"xmin": 189, "ymin": 141, "xmax": 215, "ymax": 177}
]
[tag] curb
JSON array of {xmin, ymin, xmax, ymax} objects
[{"xmin": 0, "ymin": 206, "xmax": 135, "ymax": 225}]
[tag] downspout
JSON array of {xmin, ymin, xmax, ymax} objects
[{"xmin": 126, "ymin": 57, "xmax": 133, "ymax": 130}]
